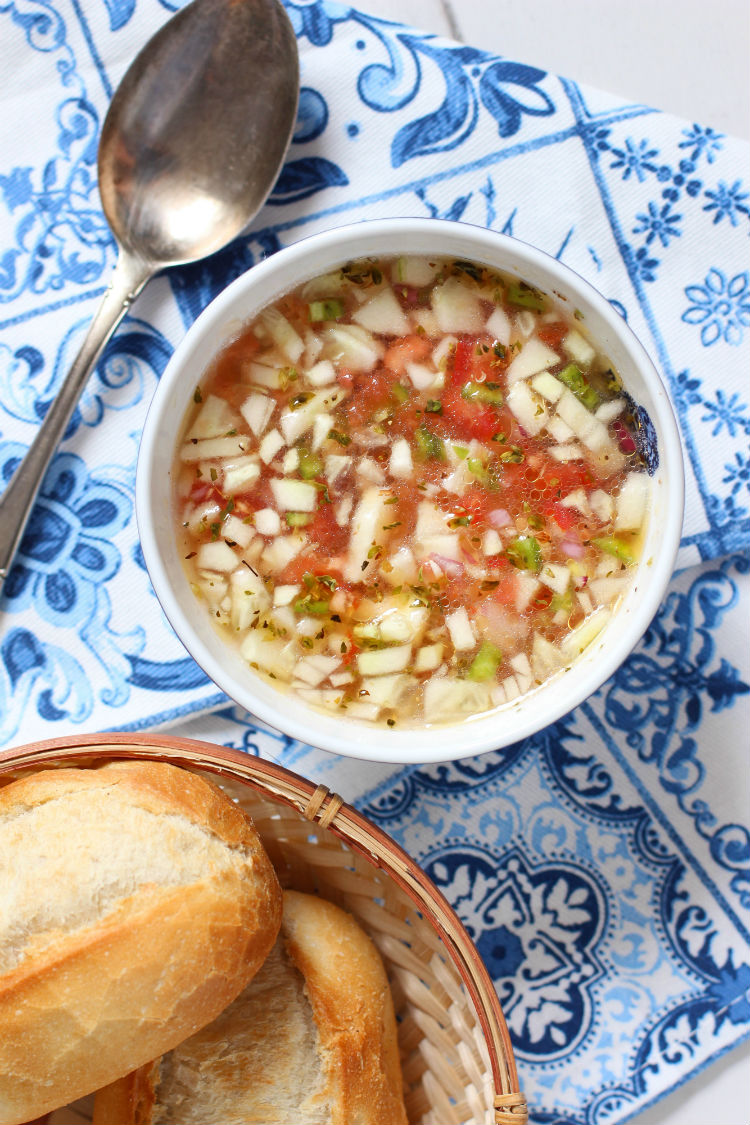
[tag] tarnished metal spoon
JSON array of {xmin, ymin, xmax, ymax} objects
[{"xmin": 0, "ymin": 0, "xmax": 299, "ymax": 588}]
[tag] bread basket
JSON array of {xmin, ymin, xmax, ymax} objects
[{"xmin": 0, "ymin": 732, "xmax": 528, "ymax": 1125}]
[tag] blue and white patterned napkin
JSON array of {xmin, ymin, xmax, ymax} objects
[{"xmin": 1, "ymin": 2, "xmax": 748, "ymax": 1121}]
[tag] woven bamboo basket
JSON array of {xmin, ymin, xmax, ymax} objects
[{"xmin": 0, "ymin": 733, "xmax": 528, "ymax": 1125}]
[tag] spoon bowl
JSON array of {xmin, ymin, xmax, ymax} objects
[
  {"xmin": 0, "ymin": 0, "xmax": 299, "ymax": 588},
  {"xmin": 98, "ymin": 0, "xmax": 299, "ymax": 266}
]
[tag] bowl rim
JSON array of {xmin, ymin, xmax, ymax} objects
[
  {"xmin": 0, "ymin": 731, "xmax": 528, "ymax": 1122},
  {"xmin": 136, "ymin": 217, "xmax": 685, "ymax": 764}
]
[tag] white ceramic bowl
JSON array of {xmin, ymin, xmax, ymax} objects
[{"xmin": 136, "ymin": 218, "xmax": 684, "ymax": 764}]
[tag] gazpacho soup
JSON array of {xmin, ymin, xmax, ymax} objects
[{"xmin": 173, "ymin": 255, "xmax": 653, "ymax": 727}]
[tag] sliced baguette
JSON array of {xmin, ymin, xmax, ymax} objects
[{"xmin": 93, "ymin": 889, "xmax": 409, "ymax": 1125}]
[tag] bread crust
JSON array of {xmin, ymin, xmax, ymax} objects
[
  {"xmin": 0, "ymin": 761, "xmax": 282, "ymax": 1125},
  {"xmin": 282, "ymin": 890, "xmax": 408, "ymax": 1125},
  {"xmin": 92, "ymin": 890, "xmax": 408, "ymax": 1125}
]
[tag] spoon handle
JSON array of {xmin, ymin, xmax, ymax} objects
[{"xmin": 0, "ymin": 251, "xmax": 153, "ymax": 590}]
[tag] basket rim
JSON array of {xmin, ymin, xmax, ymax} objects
[{"xmin": 0, "ymin": 731, "xmax": 527, "ymax": 1120}]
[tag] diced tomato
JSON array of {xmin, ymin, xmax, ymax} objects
[
  {"xmin": 537, "ymin": 321, "xmax": 568, "ymax": 350},
  {"xmin": 544, "ymin": 500, "xmax": 578, "ymax": 532},
  {"xmin": 307, "ymin": 501, "xmax": 349, "ymax": 555},
  {"xmin": 383, "ymin": 334, "xmax": 432, "ymax": 375},
  {"xmin": 344, "ymin": 370, "xmax": 391, "ymax": 427},
  {"xmin": 531, "ymin": 585, "xmax": 554, "ymax": 610},
  {"xmin": 210, "ymin": 334, "xmax": 261, "ymax": 402},
  {"xmin": 448, "ymin": 334, "xmax": 509, "ymax": 386},
  {"xmin": 454, "ymin": 485, "xmax": 494, "ymax": 525},
  {"xmin": 488, "ymin": 569, "xmax": 517, "ymax": 606},
  {"xmin": 278, "ymin": 549, "xmax": 343, "ymax": 585},
  {"xmin": 536, "ymin": 458, "xmax": 595, "ymax": 496},
  {"xmin": 188, "ymin": 479, "xmax": 225, "ymax": 506},
  {"xmin": 441, "ymin": 388, "xmax": 498, "ymax": 442},
  {"xmin": 448, "ymin": 336, "xmax": 475, "ymax": 387},
  {"xmin": 336, "ymin": 366, "xmax": 355, "ymax": 390}
]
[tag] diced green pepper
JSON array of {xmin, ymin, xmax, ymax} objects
[
  {"xmin": 468, "ymin": 641, "xmax": 503, "ymax": 682},
  {"xmin": 308, "ymin": 299, "xmax": 344, "ymax": 322},
  {"xmin": 467, "ymin": 458, "xmax": 494, "ymax": 488},
  {"xmin": 592, "ymin": 536, "xmax": 635, "ymax": 565},
  {"xmin": 556, "ymin": 363, "xmax": 599, "ymax": 411},
  {"xmin": 285, "ymin": 511, "xmax": 313, "ymax": 527},
  {"xmin": 415, "ymin": 425, "xmax": 445, "ymax": 460},
  {"xmin": 293, "ymin": 595, "xmax": 330, "ymax": 615},
  {"xmin": 461, "ymin": 381, "xmax": 504, "ymax": 406},
  {"xmin": 550, "ymin": 589, "xmax": 574, "ymax": 614},
  {"xmin": 328, "ymin": 429, "xmax": 351, "ymax": 446},
  {"xmin": 506, "ymin": 535, "xmax": 542, "ymax": 571},
  {"xmin": 391, "ymin": 382, "xmax": 410, "ymax": 405},
  {"xmin": 506, "ymin": 281, "xmax": 546, "ymax": 311},
  {"xmin": 298, "ymin": 449, "xmax": 322, "ymax": 479}
]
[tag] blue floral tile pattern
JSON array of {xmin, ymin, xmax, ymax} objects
[{"xmin": 0, "ymin": 3, "xmax": 748, "ymax": 1121}]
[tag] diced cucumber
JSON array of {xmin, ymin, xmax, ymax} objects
[
  {"xmin": 343, "ymin": 487, "xmax": 394, "ymax": 583},
  {"xmin": 356, "ymin": 644, "xmax": 412, "ymax": 676},
  {"xmin": 539, "ymin": 562, "xmax": 571, "ymax": 595},
  {"xmin": 196, "ymin": 540, "xmax": 238, "ymax": 572},
  {"xmin": 414, "ymin": 642, "xmax": 444, "ymax": 672},
  {"xmin": 422, "ymin": 676, "xmax": 493, "ymax": 722},
  {"xmin": 221, "ymin": 456, "xmax": 261, "ymax": 495},
  {"xmin": 562, "ymin": 329, "xmax": 595, "ymax": 366},
  {"xmin": 270, "ymin": 477, "xmax": 319, "ymax": 512},
  {"xmin": 445, "ymin": 607, "xmax": 476, "ymax": 652},
  {"xmin": 322, "ymin": 324, "xmax": 384, "ymax": 372},
  {"xmin": 431, "ymin": 277, "xmax": 484, "ymax": 334},
  {"xmin": 389, "ymin": 437, "xmax": 413, "ymax": 479},
  {"xmin": 392, "ymin": 256, "xmax": 438, "ymax": 287},
  {"xmin": 258, "ymin": 428, "xmax": 284, "ymax": 464},
  {"xmin": 506, "ymin": 380, "xmax": 548, "ymax": 435},
  {"xmin": 506, "ymin": 337, "xmax": 560, "ymax": 383},
  {"xmin": 351, "ymin": 287, "xmax": 410, "ymax": 336},
  {"xmin": 240, "ymin": 392, "xmax": 274, "ymax": 438},
  {"xmin": 558, "ymin": 607, "xmax": 611, "ymax": 662},
  {"xmin": 614, "ymin": 472, "xmax": 649, "ymax": 531},
  {"xmin": 259, "ymin": 307, "xmax": 304, "ymax": 362},
  {"xmin": 187, "ymin": 394, "xmax": 239, "ymax": 439},
  {"xmin": 254, "ymin": 508, "xmax": 281, "ymax": 536},
  {"xmin": 180, "ymin": 435, "xmax": 251, "ymax": 462}
]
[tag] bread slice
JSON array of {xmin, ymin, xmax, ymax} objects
[
  {"xmin": 0, "ymin": 761, "xmax": 282, "ymax": 1125},
  {"xmin": 93, "ymin": 890, "xmax": 409, "ymax": 1125}
]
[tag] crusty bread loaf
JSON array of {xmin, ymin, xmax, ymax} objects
[
  {"xmin": 0, "ymin": 761, "xmax": 282, "ymax": 1125},
  {"xmin": 93, "ymin": 889, "xmax": 409, "ymax": 1125}
]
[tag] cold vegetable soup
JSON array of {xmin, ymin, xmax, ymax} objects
[{"xmin": 173, "ymin": 255, "xmax": 653, "ymax": 727}]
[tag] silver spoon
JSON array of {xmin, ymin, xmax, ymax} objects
[{"xmin": 0, "ymin": 0, "xmax": 299, "ymax": 589}]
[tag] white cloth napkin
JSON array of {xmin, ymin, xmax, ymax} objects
[{"xmin": 1, "ymin": 3, "xmax": 748, "ymax": 1121}]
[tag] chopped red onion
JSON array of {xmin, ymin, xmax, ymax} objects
[
  {"xmin": 487, "ymin": 508, "xmax": 512, "ymax": 529},
  {"xmin": 430, "ymin": 553, "xmax": 464, "ymax": 578},
  {"xmin": 561, "ymin": 537, "xmax": 585, "ymax": 559}
]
